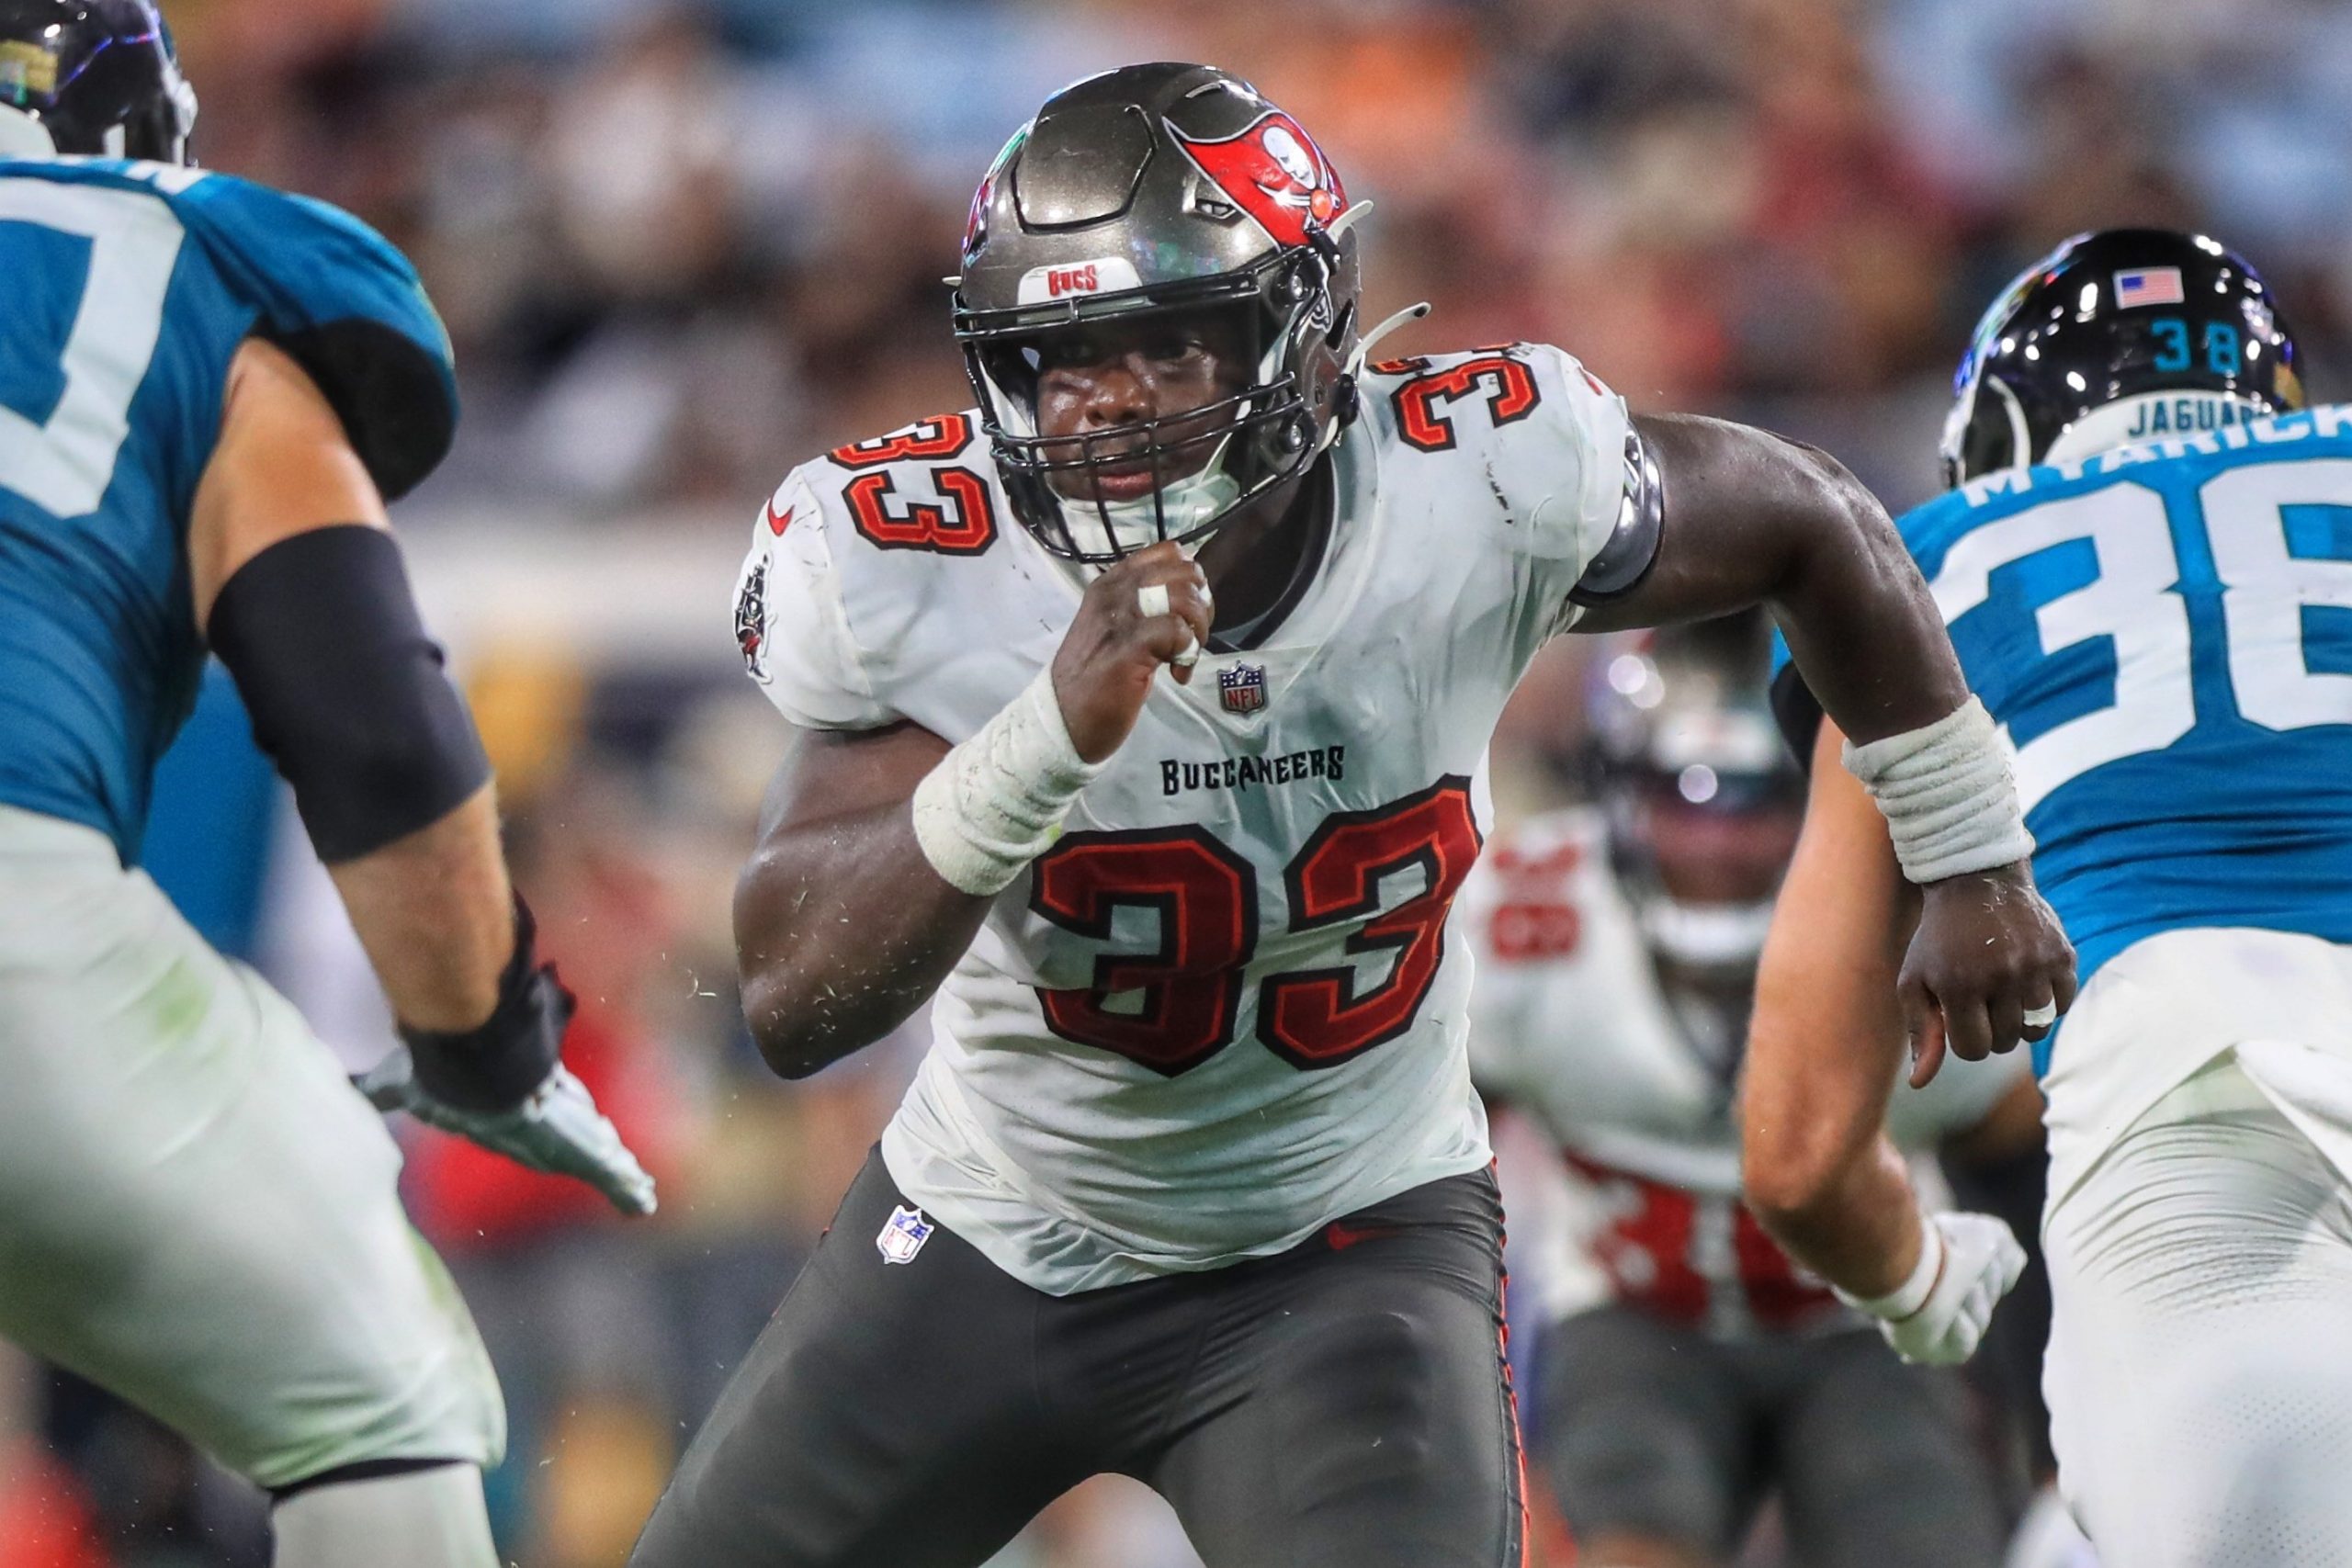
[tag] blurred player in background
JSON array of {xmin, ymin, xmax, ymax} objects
[
  {"xmin": 643, "ymin": 62, "xmax": 2073, "ymax": 1568},
  {"xmin": 1467, "ymin": 613, "xmax": 2030, "ymax": 1568},
  {"xmin": 0, "ymin": 4, "xmax": 653, "ymax": 1565},
  {"xmin": 1745, "ymin": 231, "xmax": 2352, "ymax": 1565}
]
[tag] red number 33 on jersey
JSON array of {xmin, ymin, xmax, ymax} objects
[
  {"xmin": 1030, "ymin": 778, "xmax": 1484, "ymax": 1076},
  {"xmin": 829, "ymin": 414, "xmax": 999, "ymax": 555}
]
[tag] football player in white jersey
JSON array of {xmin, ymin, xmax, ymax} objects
[
  {"xmin": 632, "ymin": 63, "xmax": 2074, "ymax": 1568},
  {"xmin": 1464, "ymin": 614, "xmax": 2034, "ymax": 1568}
]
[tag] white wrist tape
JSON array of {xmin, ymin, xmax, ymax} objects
[
  {"xmin": 1842, "ymin": 697, "xmax": 2035, "ymax": 884},
  {"xmin": 1838, "ymin": 1210, "xmax": 1944, "ymax": 1322},
  {"xmin": 912, "ymin": 668, "xmax": 1104, "ymax": 896}
]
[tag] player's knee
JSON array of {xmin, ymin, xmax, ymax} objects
[{"xmin": 268, "ymin": 1456, "xmax": 477, "ymax": 1504}]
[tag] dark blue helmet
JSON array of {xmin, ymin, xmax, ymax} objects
[
  {"xmin": 0, "ymin": 0, "xmax": 196, "ymax": 164},
  {"xmin": 1940, "ymin": 228, "xmax": 2304, "ymax": 487}
]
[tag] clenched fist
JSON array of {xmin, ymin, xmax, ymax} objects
[
  {"xmin": 1902, "ymin": 863, "xmax": 2078, "ymax": 1086},
  {"xmin": 1052, "ymin": 541, "xmax": 1215, "ymax": 764}
]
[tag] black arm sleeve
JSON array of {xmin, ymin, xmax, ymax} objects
[
  {"xmin": 401, "ymin": 895, "xmax": 568, "ymax": 1111},
  {"xmin": 207, "ymin": 525, "xmax": 491, "ymax": 863}
]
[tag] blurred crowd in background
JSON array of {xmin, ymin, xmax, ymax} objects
[{"xmin": 6, "ymin": 0, "xmax": 2351, "ymax": 1563}]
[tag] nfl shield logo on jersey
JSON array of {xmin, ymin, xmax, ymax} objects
[
  {"xmin": 876, "ymin": 1204, "xmax": 935, "ymax": 1266},
  {"xmin": 1219, "ymin": 663, "xmax": 1268, "ymax": 715}
]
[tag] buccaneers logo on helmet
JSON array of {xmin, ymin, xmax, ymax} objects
[{"xmin": 1171, "ymin": 109, "xmax": 1348, "ymax": 248}]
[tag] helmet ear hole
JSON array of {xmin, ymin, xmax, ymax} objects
[{"xmin": 1324, "ymin": 300, "xmax": 1354, "ymax": 352}]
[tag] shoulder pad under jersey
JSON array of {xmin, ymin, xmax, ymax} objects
[
  {"xmin": 164, "ymin": 167, "xmax": 458, "ymax": 499},
  {"xmin": 734, "ymin": 412, "xmax": 1005, "ymax": 731},
  {"xmin": 1355, "ymin": 343, "xmax": 1648, "ymax": 613}
]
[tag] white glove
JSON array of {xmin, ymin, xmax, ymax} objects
[
  {"xmin": 1837, "ymin": 1211, "xmax": 2024, "ymax": 1365},
  {"xmin": 357, "ymin": 1047, "xmax": 658, "ymax": 1218}
]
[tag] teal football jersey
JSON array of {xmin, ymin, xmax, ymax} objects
[
  {"xmin": 1780, "ymin": 407, "xmax": 2352, "ymax": 1072},
  {"xmin": 0, "ymin": 156, "xmax": 456, "ymax": 862}
]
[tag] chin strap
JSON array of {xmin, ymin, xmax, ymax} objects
[{"xmin": 1325, "ymin": 198, "xmax": 1374, "ymax": 243}]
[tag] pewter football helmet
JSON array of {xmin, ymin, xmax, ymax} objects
[{"xmin": 952, "ymin": 62, "xmax": 1363, "ymax": 562}]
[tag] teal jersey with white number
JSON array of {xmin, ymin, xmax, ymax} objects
[
  {"xmin": 0, "ymin": 157, "xmax": 456, "ymax": 863},
  {"xmin": 1900, "ymin": 408, "xmax": 2352, "ymax": 1068}
]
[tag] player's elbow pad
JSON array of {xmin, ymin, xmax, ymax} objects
[{"xmin": 207, "ymin": 525, "xmax": 491, "ymax": 863}]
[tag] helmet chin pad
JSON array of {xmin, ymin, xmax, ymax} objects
[{"xmin": 1069, "ymin": 458, "xmax": 1242, "ymax": 558}]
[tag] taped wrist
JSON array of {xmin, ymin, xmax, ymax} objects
[
  {"xmin": 208, "ymin": 525, "xmax": 490, "ymax": 864},
  {"xmin": 1841, "ymin": 697, "xmax": 2035, "ymax": 883},
  {"xmin": 1837, "ymin": 1211, "xmax": 1944, "ymax": 1322},
  {"xmin": 400, "ymin": 895, "xmax": 568, "ymax": 1112},
  {"xmin": 911, "ymin": 668, "xmax": 1104, "ymax": 896}
]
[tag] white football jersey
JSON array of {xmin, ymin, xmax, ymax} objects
[
  {"xmin": 736, "ymin": 344, "xmax": 1641, "ymax": 1293},
  {"xmin": 1462, "ymin": 808, "xmax": 2029, "ymax": 1337}
]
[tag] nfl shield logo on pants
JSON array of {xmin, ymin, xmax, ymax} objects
[
  {"xmin": 1218, "ymin": 662, "xmax": 1268, "ymax": 715},
  {"xmin": 876, "ymin": 1204, "xmax": 935, "ymax": 1265}
]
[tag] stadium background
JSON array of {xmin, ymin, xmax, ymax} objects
[{"xmin": 6, "ymin": 0, "xmax": 2351, "ymax": 1562}]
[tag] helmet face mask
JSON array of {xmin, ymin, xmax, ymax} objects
[
  {"xmin": 1940, "ymin": 228, "xmax": 2303, "ymax": 488},
  {"xmin": 953, "ymin": 63, "xmax": 1362, "ymax": 563}
]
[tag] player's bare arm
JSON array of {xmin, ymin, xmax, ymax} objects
[
  {"xmin": 189, "ymin": 339, "xmax": 511, "ymax": 1032},
  {"xmin": 187, "ymin": 337, "xmax": 651, "ymax": 1213},
  {"xmin": 1740, "ymin": 720, "xmax": 2025, "ymax": 1361},
  {"xmin": 735, "ymin": 537, "xmax": 1212, "ymax": 1078},
  {"xmin": 735, "ymin": 723, "xmax": 956, "ymax": 1078},
  {"xmin": 1739, "ymin": 720, "xmax": 1927, "ymax": 1296},
  {"xmin": 1580, "ymin": 413, "xmax": 2077, "ymax": 1066}
]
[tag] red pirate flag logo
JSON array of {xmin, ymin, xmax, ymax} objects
[
  {"xmin": 735, "ymin": 560, "xmax": 770, "ymax": 681},
  {"xmin": 1170, "ymin": 109, "xmax": 1348, "ymax": 248}
]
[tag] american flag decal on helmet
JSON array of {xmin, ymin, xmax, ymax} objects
[{"xmin": 1218, "ymin": 663, "xmax": 1268, "ymax": 715}]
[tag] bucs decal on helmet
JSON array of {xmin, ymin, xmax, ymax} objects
[
  {"xmin": 1170, "ymin": 109, "xmax": 1347, "ymax": 248},
  {"xmin": 965, "ymin": 125, "xmax": 1027, "ymax": 263}
]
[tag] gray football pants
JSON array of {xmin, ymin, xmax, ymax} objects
[{"xmin": 630, "ymin": 1150, "xmax": 1523, "ymax": 1568}]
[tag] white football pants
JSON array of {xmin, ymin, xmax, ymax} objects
[
  {"xmin": 2043, "ymin": 1034, "xmax": 2352, "ymax": 1566},
  {"xmin": 0, "ymin": 805, "xmax": 503, "ymax": 1490}
]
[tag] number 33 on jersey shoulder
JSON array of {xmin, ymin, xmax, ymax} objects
[{"xmin": 734, "ymin": 344, "xmax": 1646, "ymax": 1294}]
